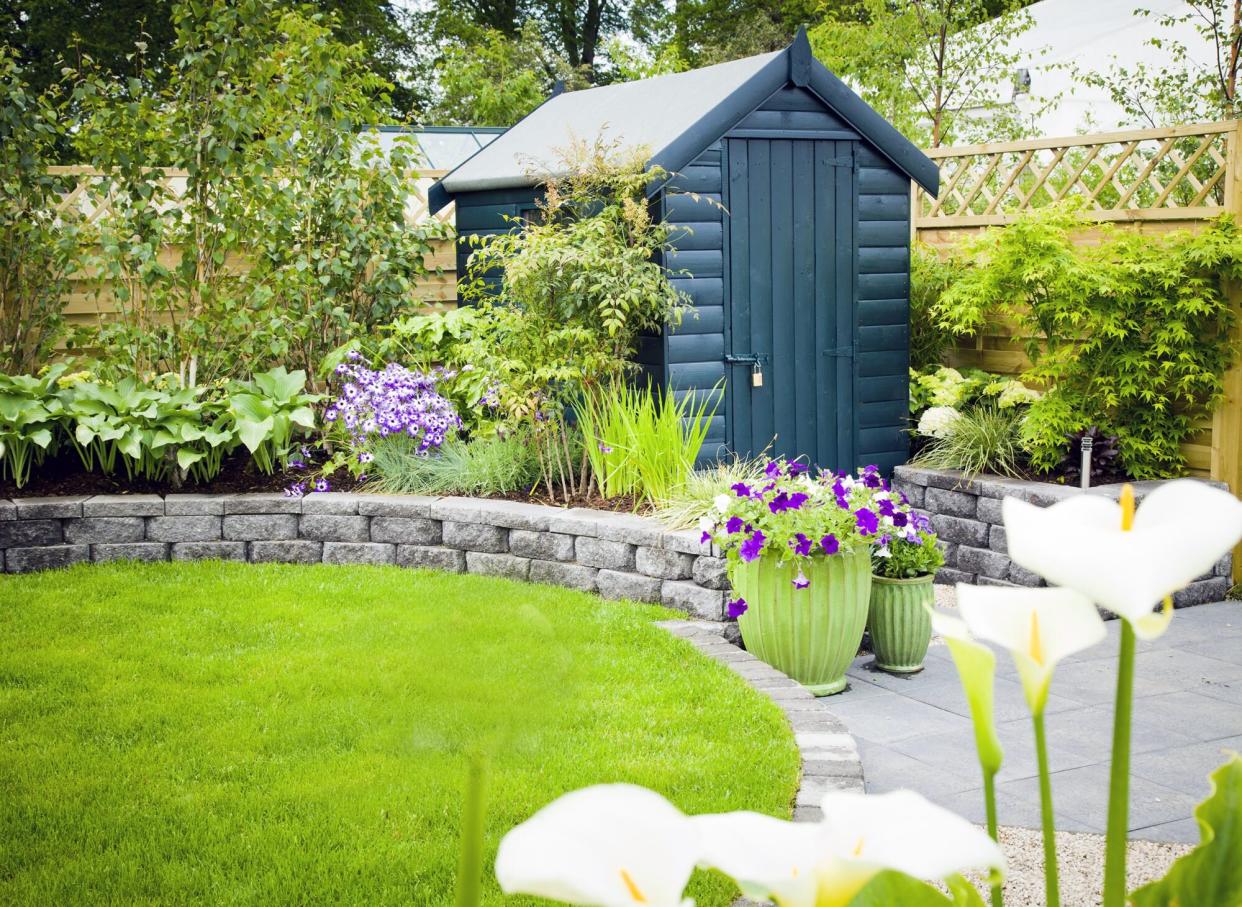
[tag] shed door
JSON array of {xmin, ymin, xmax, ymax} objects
[{"xmin": 724, "ymin": 138, "xmax": 857, "ymax": 470}]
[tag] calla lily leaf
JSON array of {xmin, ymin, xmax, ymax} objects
[
  {"xmin": 1130, "ymin": 753, "xmax": 1242, "ymax": 907},
  {"xmin": 846, "ymin": 871, "xmax": 987, "ymax": 906}
]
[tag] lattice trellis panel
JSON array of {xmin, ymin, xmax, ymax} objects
[{"xmin": 917, "ymin": 123, "xmax": 1235, "ymax": 226}]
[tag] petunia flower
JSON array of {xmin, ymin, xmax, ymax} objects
[
  {"xmin": 693, "ymin": 790, "xmax": 1005, "ymax": 907},
  {"xmin": 957, "ymin": 585, "xmax": 1106, "ymax": 715},
  {"xmin": 790, "ymin": 532, "xmax": 812, "ymax": 557},
  {"xmin": 1003, "ymin": 480, "xmax": 1242, "ymax": 639},
  {"xmin": 738, "ymin": 531, "xmax": 766, "ymax": 562},
  {"xmin": 854, "ymin": 508, "xmax": 879, "ymax": 536},
  {"xmin": 765, "ymin": 460, "xmax": 783, "ymax": 479},
  {"xmin": 768, "ymin": 493, "xmax": 792, "ymax": 514},
  {"xmin": 786, "ymin": 492, "xmax": 809, "ymax": 511},
  {"xmin": 792, "ymin": 569, "xmax": 810, "ymax": 589},
  {"xmin": 725, "ymin": 516, "xmax": 745, "ymax": 534},
  {"xmin": 727, "ymin": 596, "xmax": 748, "ymax": 618},
  {"xmin": 731, "ymin": 482, "xmax": 753, "ymax": 498},
  {"xmin": 820, "ymin": 534, "xmax": 839, "ymax": 555},
  {"xmin": 495, "ymin": 784, "xmax": 699, "ymax": 907}
]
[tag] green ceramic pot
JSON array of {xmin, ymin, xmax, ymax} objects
[
  {"xmin": 868, "ymin": 573, "xmax": 935, "ymax": 674},
  {"xmin": 732, "ymin": 548, "xmax": 871, "ymax": 696}
]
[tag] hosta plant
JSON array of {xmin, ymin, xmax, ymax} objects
[
  {"xmin": 226, "ymin": 367, "xmax": 321, "ymax": 475},
  {"xmin": 0, "ymin": 365, "xmax": 66, "ymax": 486}
]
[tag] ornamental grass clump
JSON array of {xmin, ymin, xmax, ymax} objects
[{"xmin": 701, "ymin": 461, "xmax": 931, "ymax": 614}]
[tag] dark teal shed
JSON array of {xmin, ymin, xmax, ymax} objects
[{"xmin": 428, "ymin": 31, "xmax": 938, "ymax": 474}]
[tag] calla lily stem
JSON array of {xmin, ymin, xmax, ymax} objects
[
  {"xmin": 1102, "ymin": 621, "xmax": 1135, "ymax": 907},
  {"xmin": 1032, "ymin": 712, "xmax": 1060, "ymax": 907},
  {"xmin": 454, "ymin": 752, "xmax": 488, "ymax": 907},
  {"xmin": 983, "ymin": 768, "xmax": 1003, "ymax": 907}
]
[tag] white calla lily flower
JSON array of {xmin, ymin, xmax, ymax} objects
[
  {"xmin": 957, "ymin": 585, "xmax": 1106, "ymax": 714},
  {"xmin": 1003, "ymin": 481, "xmax": 1242, "ymax": 639},
  {"xmin": 693, "ymin": 790, "xmax": 1005, "ymax": 907},
  {"xmin": 495, "ymin": 784, "xmax": 698, "ymax": 907}
]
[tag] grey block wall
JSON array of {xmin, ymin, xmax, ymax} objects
[
  {"xmin": 0, "ymin": 493, "xmax": 731, "ymax": 620},
  {"xmin": 893, "ymin": 465, "xmax": 1234, "ymax": 608}
]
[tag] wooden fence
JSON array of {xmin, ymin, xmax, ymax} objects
[
  {"xmin": 49, "ymin": 166, "xmax": 458, "ymax": 336},
  {"xmin": 913, "ymin": 121, "xmax": 1242, "ymax": 582}
]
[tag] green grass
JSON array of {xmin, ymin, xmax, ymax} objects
[{"xmin": 0, "ymin": 562, "xmax": 799, "ymax": 905}]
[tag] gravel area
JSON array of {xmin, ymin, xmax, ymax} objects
[{"xmin": 989, "ymin": 825, "xmax": 1191, "ymax": 906}]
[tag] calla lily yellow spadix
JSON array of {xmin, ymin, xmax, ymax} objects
[
  {"xmin": 494, "ymin": 784, "xmax": 699, "ymax": 907},
  {"xmin": 956, "ymin": 585, "xmax": 1106, "ymax": 715},
  {"xmin": 692, "ymin": 790, "xmax": 1006, "ymax": 907},
  {"xmin": 1003, "ymin": 480, "xmax": 1242, "ymax": 640}
]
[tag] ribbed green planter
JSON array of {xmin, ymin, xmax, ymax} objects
[
  {"xmin": 868, "ymin": 573, "xmax": 935, "ymax": 674},
  {"xmin": 732, "ymin": 549, "xmax": 871, "ymax": 696}
]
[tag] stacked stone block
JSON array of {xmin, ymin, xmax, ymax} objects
[
  {"xmin": 0, "ymin": 492, "xmax": 727, "ymax": 619},
  {"xmin": 893, "ymin": 465, "xmax": 1234, "ymax": 607}
]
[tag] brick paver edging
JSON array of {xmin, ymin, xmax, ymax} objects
[
  {"xmin": 895, "ymin": 465, "xmax": 1234, "ymax": 605},
  {"xmin": 657, "ymin": 619, "xmax": 864, "ymax": 824},
  {"xmin": 0, "ymin": 492, "xmax": 732, "ymax": 619}
]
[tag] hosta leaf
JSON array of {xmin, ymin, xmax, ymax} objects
[
  {"xmin": 288, "ymin": 405, "xmax": 316, "ymax": 429},
  {"xmin": 176, "ymin": 447, "xmax": 206, "ymax": 470},
  {"xmin": 1131, "ymin": 754, "xmax": 1242, "ymax": 907},
  {"xmin": 236, "ymin": 417, "xmax": 275, "ymax": 454},
  {"xmin": 28, "ymin": 428, "xmax": 53, "ymax": 449}
]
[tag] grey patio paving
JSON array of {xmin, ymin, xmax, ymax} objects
[{"xmin": 837, "ymin": 600, "xmax": 1242, "ymax": 844}]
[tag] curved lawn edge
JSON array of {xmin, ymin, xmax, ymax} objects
[{"xmin": 658, "ymin": 619, "xmax": 865, "ymax": 823}]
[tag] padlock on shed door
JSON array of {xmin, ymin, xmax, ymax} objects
[{"xmin": 751, "ymin": 361, "xmax": 763, "ymax": 387}]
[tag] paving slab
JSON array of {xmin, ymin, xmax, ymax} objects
[{"xmin": 838, "ymin": 600, "xmax": 1242, "ymax": 844}]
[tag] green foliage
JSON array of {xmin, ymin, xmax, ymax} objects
[
  {"xmin": 429, "ymin": 23, "xmax": 560, "ymax": 126},
  {"xmin": 366, "ymin": 432, "xmax": 541, "ymax": 496},
  {"xmin": 873, "ymin": 531, "xmax": 945, "ymax": 579},
  {"xmin": 576, "ymin": 381, "xmax": 717, "ymax": 505},
  {"xmin": 847, "ymin": 870, "xmax": 987, "ymax": 906},
  {"xmin": 913, "ymin": 405, "xmax": 1027, "ymax": 478},
  {"xmin": 69, "ymin": 1, "xmax": 441, "ymax": 384},
  {"xmin": 0, "ymin": 365, "xmax": 65, "ymax": 486},
  {"xmin": 909, "ymin": 245, "xmax": 962, "ymax": 370},
  {"xmin": 0, "ymin": 48, "xmax": 80, "ymax": 373},
  {"xmin": 934, "ymin": 205, "xmax": 1240, "ymax": 478},
  {"xmin": 0, "ymin": 365, "xmax": 319, "ymax": 487},
  {"xmin": 654, "ymin": 457, "xmax": 771, "ymax": 529},
  {"xmin": 1131, "ymin": 755, "xmax": 1242, "ymax": 907}
]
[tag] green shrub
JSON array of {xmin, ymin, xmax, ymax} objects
[
  {"xmin": 0, "ymin": 366, "xmax": 65, "ymax": 486},
  {"xmin": 933, "ymin": 204, "xmax": 1240, "ymax": 478},
  {"xmin": 909, "ymin": 244, "xmax": 961, "ymax": 370},
  {"xmin": 576, "ymin": 381, "xmax": 717, "ymax": 505},
  {"xmin": 365, "ymin": 433, "xmax": 541, "ymax": 497},
  {"xmin": 913, "ymin": 405, "xmax": 1027, "ymax": 478}
]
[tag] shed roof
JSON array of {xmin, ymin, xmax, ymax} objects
[
  {"xmin": 429, "ymin": 31, "xmax": 937, "ymax": 213},
  {"xmin": 369, "ymin": 126, "xmax": 506, "ymax": 170}
]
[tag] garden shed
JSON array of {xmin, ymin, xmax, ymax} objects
[{"xmin": 428, "ymin": 31, "xmax": 938, "ymax": 473}]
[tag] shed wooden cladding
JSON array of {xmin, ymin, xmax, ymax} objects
[
  {"xmin": 48, "ymin": 166, "xmax": 459, "ymax": 336},
  {"xmin": 915, "ymin": 121, "xmax": 1242, "ymax": 582}
]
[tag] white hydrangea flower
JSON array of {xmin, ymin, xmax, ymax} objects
[{"xmin": 918, "ymin": 405, "xmax": 962, "ymax": 439}]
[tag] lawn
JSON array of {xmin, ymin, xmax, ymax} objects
[{"xmin": 0, "ymin": 562, "xmax": 799, "ymax": 905}]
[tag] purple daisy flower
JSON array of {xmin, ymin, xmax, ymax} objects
[
  {"xmin": 738, "ymin": 530, "xmax": 766, "ymax": 562},
  {"xmin": 820, "ymin": 534, "xmax": 839, "ymax": 555},
  {"xmin": 727, "ymin": 596, "xmax": 749, "ymax": 618},
  {"xmin": 855, "ymin": 508, "xmax": 879, "ymax": 536}
]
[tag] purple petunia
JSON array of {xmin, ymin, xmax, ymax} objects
[
  {"xmin": 820, "ymin": 534, "xmax": 839, "ymax": 555},
  {"xmin": 701, "ymin": 530, "xmax": 713, "ymax": 544},
  {"xmin": 787, "ymin": 462, "xmax": 808, "ymax": 476},
  {"xmin": 727, "ymin": 596, "xmax": 749, "ymax": 618},
  {"xmin": 790, "ymin": 532, "xmax": 813, "ymax": 557},
  {"xmin": 892, "ymin": 511, "xmax": 908, "ymax": 528},
  {"xmin": 768, "ymin": 492, "xmax": 790, "ymax": 514},
  {"xmin": 792, "ymin": 569, "xmax": 810, "ymax": 589},
  {"xmin": 731, "ymin": 482, "xmax": 753, "ymax": 498},
  {"xmin": 855, "ymin": 508, "xmax": 879, "ymax": 536},
  {"xmin": 738, "ymin": 530, "xmax": 766, "ymax": 562},
  {"xmin": 726, "ymin": 516, "xmax": 745, "ymax": 534},
  {"xmin": 877, "ymin": 498, "xmax": 896, "ymax": 518}
]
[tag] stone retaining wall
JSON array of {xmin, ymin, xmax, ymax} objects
[
  {"xmin": 0, "ymin": 492, "xmax": 730, "ymax": 619},
  {"xmin": 893, "ymin": 465, "xmax": 1234, "ymax": 607}
]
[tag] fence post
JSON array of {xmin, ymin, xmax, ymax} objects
[{"xmin": 1214, "ymin": 122, "xmax": 1242, "ymax": 585}]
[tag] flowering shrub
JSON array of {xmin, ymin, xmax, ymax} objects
[
  {"xmin": 910, "ymin": 365, "xmax": 1039, "ymax": 420},
  {"xmin": 917, "ymin": 405, "xmax": 961, "ymax": 439},
  {"xmin": 702, "ymin": 462, "xmax": 935, "ymax": 611},
  {"xmin": 324, "ymin": 355, "xmax": 462, "ymax": 463}
]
